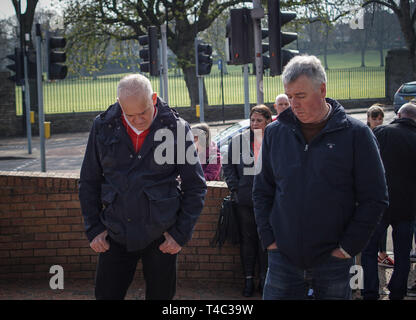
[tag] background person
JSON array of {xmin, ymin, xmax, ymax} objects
[
  {"xmin": 361, "ymin": 103, "xmax": 416, "ymax": 300},
  {"xmin": 366, "ymin": 104, "xmax": 393, "ymax": 268},
  {"xmin": 253, "ymin": 55, "xmax": 388, "ymax": 300},
  {"xmin": 79, "ymin": 74, "xmax": 207, "ymax": 300},
  {"xmin": 273, "ymin": 93, "xmax": 290, "ymax": 118},
  {"xmin": 223, "ymin": 104, "xmax": 272, "ymax": 297},
  {"xmin": 191, "ymin": 123, "xmax": 222, "ymax": 181}
]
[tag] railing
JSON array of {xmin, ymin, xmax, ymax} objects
[{"xmin": 15, "ymin": 67, "xmax": 385, "ymax": 115}]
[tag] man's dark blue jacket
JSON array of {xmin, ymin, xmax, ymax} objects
[
  {"xmin": 253, "ymin": 98, "xmax": 389, "ymax": 269},
  {"xmin": 79, "ymin": 98, "xmax": 207, "ymax": 252}
]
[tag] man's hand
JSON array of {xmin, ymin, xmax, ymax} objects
[
  {"xmin": 331, "ymin": 248, "xmax": 348, "ymax": 259},
  {"xmin": 159, "ymin": 232, "xmax": 182, "ymax": 255},
  {"xmin": 90, "ymin": 230, "xmax": 110, "ymax": 253},
  {"xmin": 267, "ymin": 242, "xmax": 278, "ymax": 250}
]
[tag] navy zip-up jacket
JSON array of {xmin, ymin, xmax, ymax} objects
[
  {"xmin": 253, "ymin": 98, "xmax": 389, "ymax": 269},
  {"xmin": 79, "ymin": 98, "xmax": 207, "ymax": 252}
]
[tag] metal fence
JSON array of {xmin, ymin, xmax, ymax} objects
[{"xmin": 15, "ymin": 67, "xmax": 385, "ymax": 115}]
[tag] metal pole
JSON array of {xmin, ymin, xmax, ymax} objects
[
  {"xmin": 221, "ymin": 60, "xmax": 225, "ymax": 123},
  {"xmin": 253, "ymin": 0, "xmax": 264, "ymax": 105},
  {"xmin": 198, "ymin": 76, "xmax": 204, "ymax": 122},
  {"xmin": 158, "ymin": 40, "xmax": 164, "ymax": 100},
  {"xmin": 161, "ymin": 24, "xmax": 169, "ymax": 104},
  {"xmin": 23, "ymin": 33, "xmax": 32, "ymax": 154},
  {"xmin": 36, "ymin": 24, "xmax": 46, "ymax": 172},
  {"xmin": 244, "ymin": 64, "xmax": 250, "ymax": 119}
]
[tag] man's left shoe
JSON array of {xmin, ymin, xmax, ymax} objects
[{"xmin": 378, "ymin": 255, "xmax": 394, "ymax": 268}]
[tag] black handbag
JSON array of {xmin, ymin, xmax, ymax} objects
[{"xmin": 210, "ymin": 195, "xmax": 240, "ymax": 248}]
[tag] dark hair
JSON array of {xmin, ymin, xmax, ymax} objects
[
  {"xmin": 366, "ymin": 104, "xmax": 384, "ymax": 127},
  {"xmin": 250, "ymin": 104, "xmax": 272, "ymax": 121}
]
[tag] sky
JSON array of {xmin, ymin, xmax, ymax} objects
[{"xmin": 0, "ymin": 0, "xmax": 63, "ymax": 19}]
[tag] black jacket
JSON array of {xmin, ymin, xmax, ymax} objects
[
  {"xmin": 253, "ymin": 98, "xmax": 389, "ymax": 269},
  {"xmin": 374, "ymin": 118, "xmax": 416, "ymax": 222},
  {"xmin": 223, "ymin": 129, "xmax": 256, "ymax": 207},
  {"xmin": 79, "ymin": 98, "xmax": 207, "ymax": 251}
]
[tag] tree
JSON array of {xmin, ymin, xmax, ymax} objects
[{"xmin": 63, "ymin": 0, "xmax": 251, "ymax": 107}]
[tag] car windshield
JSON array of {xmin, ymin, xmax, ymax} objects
[
  {"xmin": 401, "ymin": 83, "xmax": 416, "ymax": 94},
  {"xmin": 213, "ymin": 121, "xmax": 246, "ymax": 143}
]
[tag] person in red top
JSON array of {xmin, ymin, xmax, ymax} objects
[{"xmin": 79, "ymin": 74, "xmax": 207, "ymax": 300}]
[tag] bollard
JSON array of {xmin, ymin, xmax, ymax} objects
[
  {"xmin": 30, "ymin": 111, "xmax": 35, "ymax": 124},
  {"xmin": 196, "ymin": 104, "xmax": 200, "ymax": 118},
  {"xmin": 44, "ymin": 121, "xmax": 51, "ymax": 139}
]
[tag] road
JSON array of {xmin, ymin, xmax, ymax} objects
[{"xmin": 0, "ymin": 109, "xmax": 397, "ymax": 174}]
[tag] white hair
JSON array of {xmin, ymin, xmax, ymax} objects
[
  {"xmin": 117, "ymin": 74, "xmax": 153, "ymax": 105},
  {"xmin": 282, "ymin": 55, "xmax": 327, "ymax": 88},
  {"xmin": 275, "ymin": 93, "xmax": 289, "ymax": 103}
]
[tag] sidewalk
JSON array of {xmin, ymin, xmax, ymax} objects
[{"xmin": 0, "ymin": 265, "xmax": 415, "ymax": 300}]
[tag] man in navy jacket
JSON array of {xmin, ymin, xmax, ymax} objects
[
  {"xmin": 253, "ymin": 55, "xmax": 389, "ymax": 300},
  {"xmin": 79, "ymin": 74, "xmax": 207, "ymax": 300}
]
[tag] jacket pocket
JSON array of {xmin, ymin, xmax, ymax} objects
[
  {"xmin": 100, "ymin": 184, "xmax": 122, "ymax": 235},
  {"xmin": 144, "ymin": 189, "xmax": 180, "ymax": 228}
]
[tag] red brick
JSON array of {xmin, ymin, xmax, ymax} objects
[
  {"xmin": 57, "ymin": 248, "xmax": 79, "ymax": 256},
  {"xmin": 186, "ymin": 270, "xmax": 210, "ymax": 278},
  {"xmin": 180, "ymin": 263, "xmax": 199, "ymax": 271},
  {"xmin": 20, "ymin": 257, "xmax": 45, "ymax": 264},
  {"xmin": 46, "ymin": 241, "xmax": 69, "ymax": 249},
  {"xmin": 0, "ymin": 220, "xmax": 10, "ymax": 227},
  {"xmin": 194, "ymin": 223, "xmax": 214, "ymax": 231},
  {"xmin": 0, "ymin": 195, "xmax": 24, "ymax": 203},
  {"xmin": 44, "ymin": 256, "xmax": 67, "ymax": 264},
  {"xmin": 47, "ymin": 225, "xmax": 71, "ymax": 232},
  {"xmin": 71, "ymin": 224, "xmax": 85, "ymax": 232},
  {"xmin": 10, "ymin": 249, "xmax": 33, "ymax": 257},
  {"xmin": 58, "ymin": 201, "xmax": 81, "ymax": 209},
  {"xmin": 35, "ymin": 233, "xmax": 58, "ymax": 241},
  {"xmin": 9, "ymin": 203, "xmax": 33, "ymax": 210},
  {"xmin": 44, "ymin": 209, "xmax": 68, "ymax": 217},
  {"xmin": 0, "ymin": 226, "xmax": 21, "ymax": 234},
  {"xmin": 32, "ymin": 202, "xmax": 59, "ymax": 210},
  {"xmin": 79, "ymin": 248, "xmax": 96, "ymax": 256},
  {"xmin": 24, "ymin": 225, "xmax": 48, "ymax": 233},
  {"xmin": 187, "ymin": 239, "xmax": 210, "ymax": 247},
  {"xmin": 0, "ymin": 242, "xmax": 22, "ymax": 250},
  {"xmin": 22, "ymin": 210, "xmax": 45, "ymax": 218},
  {"xmin": 34, "ymin": 264, "xmax": 51, "ymax": 272},
  {"xmin": 69, "ymin": 240, "xmax": 89, "ymax": 248},
  {"xmin": 24, "ymin": 194, "xmax": 48, "ymax": 202},
  {"xmin": 66, "ymin": 256, "xmax": 91, "ymax": 264},
  {"xmin": 47, "ymin": 194, "xmax": 72, "ymax": 201},
  {"xmin": 71, "ymin": 194, "xmax": 79, "ymax": 201},
  {"xmin": 200, "ymin": 263, "xmax": 224, "ymax": 271},
  {"xmin": 34, "ymin": 217, "xmax": 58, "ymax": 225},
  {"xmin": 22, "ymin": 241, "xmax": 47, "ymax": 249},
  {"xmin": 58, "ymin": 217, "xmax": 82, "ymax": 225},
  {"xmin": 67, "ymin": 209, "xmax": 82, "ymax": 217},
  {"xmin": 80, "ymin": 264, "xmax": 96, "ymax": 271},
  {"xmin": 0, "ymin": 251, "xmax": 10, "ymax": 258},
  {"xmin": 185, "ymin": 255, "xmax": 209, "ymax": 263},
  {"xmin": 210, "ymin": 255, "xmax": 234, "ymax": 263},
  {"xmin": 58, "ymin": 232, "xmax": 83, "ymax": 240},
  {"xmin": 67, "ymin": 271, "xmax": 94, "ymax": 279},
  {"xmin": 34, "ymin": 249, "xmax": 56, "ymax": 257}
]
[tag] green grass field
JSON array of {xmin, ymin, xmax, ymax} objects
[{"xmin": 15, "ymin": 50, "xmax": 386, "ymax": 115}]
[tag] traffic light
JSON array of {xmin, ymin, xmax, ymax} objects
[
  {"xmin": 139, "ymin": 26, "xmax": 159, "ymax": 76},
  {"xmin": 47, "ymin": 34, "xmax": 67, "ymax": 80},
  {"xmin": 268, "ymin": 0, "xmax": 299, "ymax": 76},
  {"xmin": 196, "ymin": 41, "xmax": 213, "ymax": 76},
  {"xmin": 6, "ymin": 48, "xmax": 24, "ymax": 85},
  {"xmin": 226, "ymin": 8, "xmax": 253, "ymax": 65},
  {"xmin": 261, "ymin": 29, "xmax": 270, "ymax": 72}
]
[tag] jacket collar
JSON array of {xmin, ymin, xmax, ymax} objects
[
  {"xmin": 278, "ymin": 97, "xmax": 349, "ymax": 133},
  {"xmin": 391, "ymin": 117, "xmax": 416, "ymax": 129}
]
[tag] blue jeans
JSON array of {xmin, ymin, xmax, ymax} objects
[
  {"xmin": 263, "ymin": 249, "xmax": 354, "ymax": 300},
  {"xmin": 361, "ymin": 219, "xmax": 414, "ymax": 300}
]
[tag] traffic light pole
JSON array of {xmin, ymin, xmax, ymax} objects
[
  {"xmin": 161, "ymin": 24, "xmax": 169, "ymax": 104},
  {"xmin": 36, "ymin": 24, "xmax": 46, "ymax": 172},
  {"xmin": 243, "ymin": 64, "xmax": 250, "ymax": 119},
  {"xmin": 158, "ymin": 40, "xmax": 164, "ymax": 100},
  {"xmin": 252, "ymin": 0, "xmax": 264, "ymax": 105},
  {"xmin": 23, "ymin": 33, "xmax": 32, "ymax": 154}
]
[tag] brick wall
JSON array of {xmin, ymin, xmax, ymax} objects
[{"xmin": 0, "ymin": 172, "xmax": 242, "ymax": 282}]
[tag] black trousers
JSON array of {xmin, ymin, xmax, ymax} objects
[
  {"xmin": 236, "ymin": 204, "xmax": 267, "ymax": 279},
  {"xmin": 95, "ymin": 236, "xmax": 177, "ymax": 300}
]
